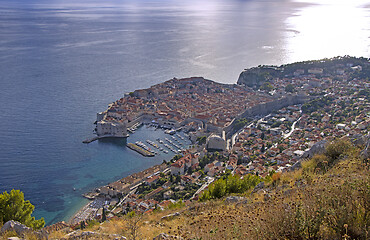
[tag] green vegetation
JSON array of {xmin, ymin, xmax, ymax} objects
[
  {"xmin": 44, "ymin": 137, "xmax": 369, "ymax": 240},
  {"xmin": 198, "ymin": 153, "xmax": 226, "ymax": 169},
  {"xmin": 168, "ymin": 199, "xmax": 185, "ymax": 209},
  {"xmin": 281, "ymin": 56, "xmax": 369, "ymax": 76},
  {"xmin": 350, "ymin": 64, "xmax": 370, "ymax": 81},
  {"xmin": 285, "ymin": 83, "xmax": 295, "ymax": 92},
  {"xmin": 238, "ymin": 56, "xmax": 370, "ymax": 86},
  {"xmin": 260, "ymin": 82, "xmax": 273, "ymax": 91},
  {"xmin": 301, "ymin": 96, "xmax": 334, "ymax": 114},
  {"xmin": 196, "ymin": 136, "xmax": 207, "ymax": 145},
  {"xmin": 232, "ymin": 118, "xmax": 249, "ymax": 132},
  {"xmin": 169, "ymin": 184, "xmax": 198, "ymax": 201},
  {"xmin": 199, "ymin": 174, "xmax": 261, "ymax": 201},
  {"xmin": 0, "ymin": 189, "xmax": 45, "ymax": 230},
  {"xmin": 171, "ymin": 154, "xmax": 183, "ymax": 162}
]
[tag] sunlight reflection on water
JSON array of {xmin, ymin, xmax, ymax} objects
[{"xmin": 286, "ymin": 0, "xmax": 370, "ymax": 62}]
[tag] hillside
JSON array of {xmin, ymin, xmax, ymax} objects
[
  {"xmin": 237, "ymin": 56, "xmax": 370, "ymax": 88},
  {"xmin": 1, "ymin": 55, "xmax": 369, "ymax": 239},
  {"xmin": 30, "ymin": 138, "xmax": 368, "ymax": 239}
]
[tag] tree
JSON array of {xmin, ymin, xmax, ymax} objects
[
  {"xmin": 196, "ymin": 136, "xmax": 207, "ymax": 145},
  {"xmin": 0, "ymin": 189, "xmax": 45, "ymax": 230},
  {"xmin": 261, "ymin": 144, "xmax": 265, "ymax": 153},
  {"xmin": 261, "ymin": 132, "xmax": 265, "ymax": 140},
  {"xmin": 102, "ymin": 207, "xmax": 107, "ymax": 222},
  {"xmin": 237, "ymin": 155, "xmax": 243, "ymax": 165},
  {"xmin": 172, "ymin": 154, "xmax": 183, "ymax": 162},
  {"xmin": 285, "ymin": 84, "xmax": 295, "ymax": 92},
  {"xmin": 260, "ymin": 82, "xmax": 273, "ymax": 91},
  {"xmin": 80, "ymin": 220, "xmax": 86, "ymax": 229},
  {"xmin": 175, "ymin": 175, "xmax": 181, "ymax": 183},
  {"xmin": 187, "ymin": 166, "xmax": 193, "ymax": 175},
  {"xmin": 209, "ymin": 179, "xmax": 226, "ymax": 199}
]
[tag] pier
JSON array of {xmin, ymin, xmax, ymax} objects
[
  {"xmin": 82, "ymin": 137, "xmax": 99, "ymax": 144},
  {"xmin": 127, "ymin": 143, "xmax": 155, "ymax": 157},
  {"xmin": 82, "ymin": 135, "xmax": 129, "ymax": 144}
]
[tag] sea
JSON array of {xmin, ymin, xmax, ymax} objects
[{"xmin": 0, "ymin": 0, "xmax": 369, "ymax": 225}]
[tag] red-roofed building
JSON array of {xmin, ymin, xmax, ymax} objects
[
  {"xmin": 180, "ymin": 175, "xmax": 194, "ymax": 185},
  {"xmin": 145, "ymin": 175, "xmax": 160, "ymax": 185},
  {"xmin": 170, "ymin": 154, "xmax": 194, "ymax": 175}
]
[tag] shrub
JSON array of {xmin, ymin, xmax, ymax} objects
[
  {"xmin": 199, "ymin": 174, "xmax": 261, "ymax": 201},
  {"xmin": 325, "ymin": 138, "xmax": 352, "ymax": 166},
  {"xmin": 168, "ymin": 199, "xmax": 185, "ymax": 209}
]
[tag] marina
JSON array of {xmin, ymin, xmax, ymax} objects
[
  {"xmin": 128, "ymin": 122, "xmax": 143, "ymax": 134},
  {"xmin": 127, "ymin": 143, "xmax": 155, "ymax": 157},
  {"xmin": 128, "ymin": 134, "xmax": 189, "ymax": 156},
  {"xmin": 123, "ymin": 122, "xmax": 191, "ymax": 156}
]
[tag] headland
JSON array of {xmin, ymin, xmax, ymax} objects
[{"xmin": 72, "ymin": 56, "xmax": 369, "ymax": 227}]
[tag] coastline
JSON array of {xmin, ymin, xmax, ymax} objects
[
  {"xmin": 68, "ymin": 58, "xmax": 370, "ymax": 226},
  {"xmin": 68, "ymin": 162, "xmax": 170, "ymax": 225},
  {"xmin": 70, "ymin": 77, "xmax": 305, "ymax": 225},
  {"xmin": 69, "ymin": 126, "xmax": 192, "ymax": 225}
]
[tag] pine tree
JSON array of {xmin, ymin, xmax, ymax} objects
[{"xmin": 0, "ymin": 189, "xmax": 45, "ymax": 230}]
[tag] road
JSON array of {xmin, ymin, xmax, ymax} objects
[
  {"xmin": 111, "ymin": 188, "xmax": 138, "ymax": 213},
  {"xmin": 191, "ymin": 177, "xmax": 215, "ymax": 199},
  {"xmin": 283, "ymin": 116, "xmax": 302, "ymax": 139},
  {"xmin": 227, "ymin": 115, "xmax": 269, "ymax": 150}
]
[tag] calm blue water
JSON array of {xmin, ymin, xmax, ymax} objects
[{"xmin": 1, "ymin": 0, "xmax": 369, "ymax": 225}]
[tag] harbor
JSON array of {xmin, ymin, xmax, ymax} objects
[
  {"xmin": 127, "ymin": 143, "xmax": 155, "ymax": 157},
  {"xmin": 70, "ymin": 162, "xmax": 169, "ymax": 226},
  {"xmin": 126, "ymin": 123, "xmax": 190, "ymax": 157},
  {"xmin": 83, "ymin": 120, "xmax": 192, "ymax": 157},
  {"xmin": 127, "ymin": 133, "xmax": 190, "ymax": 157},
  {"xmin": 69, "ymin": 125, "xmax": 193, "ymax": 225}
]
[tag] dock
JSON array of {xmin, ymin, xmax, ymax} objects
[
  {"xmin": 83, "ymin": 135, "xmax": 129, "ymax": 144},
  {"xmin": 82, "ymin": 137, "xmax": 99, "ymax": 144},
  {"xmin": 127, "ymin": 143, "xmax": 155, "ymax": 157},
  {"xmin": 83, "ymin": 191, "xmax": 100, "ymax": 200}
]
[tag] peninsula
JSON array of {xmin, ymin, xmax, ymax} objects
[
  {"xmin": 71, "ymin": 56, "xmax": 369, "ymax": 231},
  {"xmin": 92, "ymin": 76, "xmax": 306, "ymax": 144}
]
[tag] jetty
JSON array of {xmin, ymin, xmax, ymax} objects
[
  {"xmin": 82, "ymin": 137, "xmax": 99, "ymax": 144},
  {"xmin": 127, "ymin": 143, "xmax": 155, "ymax": 157},
  {"xmin": 82, "ymin": 191, "xmax": 100, "ymax": 200},
  {"xmin": 83, "ymin": 134, "xmax": 129, "ymax": 144}
]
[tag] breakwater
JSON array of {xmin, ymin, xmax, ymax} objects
[{"xmin": 127, "ymin": 143, "xmax": 155, "ymax": 157}]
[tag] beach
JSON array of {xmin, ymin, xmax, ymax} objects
[{"xmin": 69, "ymin": 125, "xmax": 192, "ymax": 225}]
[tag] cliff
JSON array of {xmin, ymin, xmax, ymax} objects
[{"xmin": 237, "ymin": 66, "xmax": 281, "ymax": 88}]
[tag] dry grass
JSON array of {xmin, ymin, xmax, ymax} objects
[
  {"xmin": 48, "ymin": 229, "xmax": 68, "ymax": 239},
  {"xmin": 0, "ymin": 230, "xmax": 18, "ymax": 240},
  {"xmin": 48, "ymin": 141, "xmax": 369, "ymax": 239}
]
